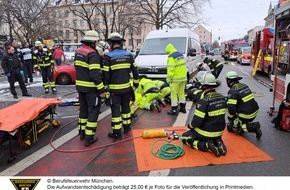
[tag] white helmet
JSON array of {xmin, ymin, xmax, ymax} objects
[
  {"xmin": 108, "ymin": 32, "xmax": 125, "ymax": 42},
  {"xmin": 82, "ymin": 30, "xmax": 99, "ymax": 42},
  {"xmin": 200, "ymin": 73, "xmax": 217, "ymax": 86},
  {"xmin": 226, "ymin": 71, "xmax": 242, "ymax": 80}
]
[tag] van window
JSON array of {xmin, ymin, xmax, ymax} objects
[{"xmin": 139, "ymin": 37, "xmax": 186, "ymax": 55}]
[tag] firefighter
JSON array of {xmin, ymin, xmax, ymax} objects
[
  {"xmin": 182, "ymin": 73, "xmax": 227, "ymax": 157},
  {"xmin": 226, "ymin": 71, "xmax": 262, "ymax": 140},
  {"xmin": 152, "ymin": 79, "xmax": 171, "ymax": 107},
  {"xmin": 103, "ymin": 32, "xmax": 139, "ymax": 139},
  {"xmin": 203, "ymin": 57, "xmax": 223, "ymax": 79},
  {"xmin": 33, "ymin": 41, "xmax": 57, "ymax": 93},
  {"xmin": 74, "ymin": 30, "xmax": 106, "ymax": 147},
  {"xmin": 165, "ymin": 43, "xmax": 187, "ymax": 115},
  {"xmin": 135, "ymin": 76, "xmax": 161, "ymax": 112}
]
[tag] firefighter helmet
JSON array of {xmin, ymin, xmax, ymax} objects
[
  {"xmin": 108, "ymin": 32, "xmax": 125, "ymax": 42},
  {"xmin": 226, "ymin": 71, "xmax": 243, "ymax": 80},
  {"xmin": 35, "ymin": 41, "xmax": 42, "ymax": 47},
  {"xmin": 83, "ymin": 30, "xmax": 99, "ymax": 42},
  {"xmin": 98, "ymin": 40, "xmax": 106, "ymax": 48},
  {"xmin": 200, "ymin": 73, "xmax": 217, "ymax": 86}
]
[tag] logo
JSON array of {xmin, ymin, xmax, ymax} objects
[
  {"xmin": 10, "ymin": 179, "xmax": 40, "ymax": 190},
  {"xmin": 148, "ymin": 66, "xmax": 158, "ymax": 72}
]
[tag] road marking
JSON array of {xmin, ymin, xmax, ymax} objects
[
  {"xmin": 0, "ymin": 108, "xmax": 111, "ymax": 176},
  {"xmin": 149, "ymin": 101, "xmax": 192, "ymax": 176}
]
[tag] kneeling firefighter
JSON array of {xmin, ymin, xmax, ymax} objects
[
  {"xmin": 182, "ymin": 73, "xmax": 227, "ymax": 157},
  {"xmin": 226, "ymin": 71, "xmax": 262, "ymax": 139},
  {"xmin": 203, "ymin": 57, "xmax": 223, "ymax": 79}
]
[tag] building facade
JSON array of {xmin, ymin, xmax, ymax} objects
[
  {"xmin": 193, "ymin": 25, "xmax": 212, "ymax": 44},
  {"xmin": 50, "ymin": 0, "xmax": 154, "ymax": 51}
]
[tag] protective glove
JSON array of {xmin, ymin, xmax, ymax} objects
[
  {"xmin": 133, "ymin": 82, "xmax": 139, "ymax": 88},
  {"xmin": 6, "ymin": 72, "xmax": 11, "ymax": 78}
]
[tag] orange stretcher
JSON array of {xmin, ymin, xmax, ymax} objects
[{"xmin": 0, "ymin": 98, "xmax": 61, "ymax": 163}]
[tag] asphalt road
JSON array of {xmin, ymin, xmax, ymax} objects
[{"xmin": 0, "ymin": 56, "xmax": 289, "ymax": 176}]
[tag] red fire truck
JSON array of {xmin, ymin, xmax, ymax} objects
[
  {"xmin": 251, "ymin": 27, "xmax": 275, "ymax": 76},
  {"xmin": 270, "ymin": 1, "xmax": 290, "ymax": 114},
  {"xmin": 221, "ymin": 39, "xmax": 249, "ymax": 61}
]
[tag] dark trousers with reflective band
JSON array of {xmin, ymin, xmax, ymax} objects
[
  {"xmin": 8, "ymin": 71, "xmax": 28, "ymax": 96},
  {"xmin": 182, "ymin": 129, "xmax": 222, "ymax": 151},
  {"xmin": 41, "ymin": 66, "xmax": 55, "ymax": 89},
  {"xmin": 213, "ymin": 64, "xmax": 223, "ymax": 78},
  {"xmin": 78, "ymin": 92, "xmax": 102, "ymax": 136},
  {"xmin": 111, "ymin": 92, "xmax": 131, "ymax": 130}
]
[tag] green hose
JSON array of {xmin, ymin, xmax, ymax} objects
[{"xmin": 150, "ymin": 138, "xmax": 185, "ymax": 160}]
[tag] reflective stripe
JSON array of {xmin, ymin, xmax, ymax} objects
[
  {"xmin": 171, "ymin": 76, "xmax": 187, "ymax": 82},
  {"xmin": 113, "ymin": 123, "xmax": 122, "ymax": 130},
  {"xmin": 133, "ymin": 79, "xmax": 139, "ymax": 83},
  {"xmin": 123, "ymin": 120, "xmax": 131, "ymax": 125},
  {"xmin": 228, "ymin": 113, "xmax": 235, "ymax": 118},
  {"xmin": 264, "ymin": 56, "xmax": 273, "ymax": 62},
  {"xmin": 242, "ymin": 94, "xmax": 254, "ymax": 102},
  {"xmin": 102, "ymin": 66, "xmax": 110, "ymax": 71},
  {"xmin": 194, "ymin": 127, "xmax": 223, "ymax": 137},
  {"xmin": 39, "ymin": 63, "xmax": 51, "ymax": 67},
  {"xmin": 227, "ymin": 98, "xmax": 237, "ymax": 105},
  {"xmin": 238, "ymin": 110, "xmax": 258, "ymax": 119},
  {"xmin": 76, "ymin": 80, "xmax": 104, "ymax": 89},
  {"xmin": 241, "ymin": 124, "xmax": 248, "ymax": 132},
  {"xmin": 194, "ymin": 109, "xmax": 206, "ymax": 118},
  {"xmin": 122, "ymin": 113, "xmax": 131, "ymax": 119},
  {"xmin": 112, "ymin": 117, "xmax": 122, "ymax": 123},
  {"xmin": 75, "ymin": 60, "xmax": 89, "ymax": 68},
  {"xmin": 208, "ymin": 108, "xmax": 226, "ymax": 117},
  {"xmin": 193, "ymin": 90, "xmax": 202, "ymax": 95},
  {"xmin": 109, "ymin": 82, "xmax": 131, "ymax": 89},
  {"xmin": 89, "ymin": 63, "xmax": 101, "ymax": 70},
  {"xmin": 86, "ymin": 121, "xmax": 97, "ymax": 128},
  {"xmin": 111, "ymin": 63, "xmax": 131, "ymax": 70},
  {"xmin": 216, "ymin": 62, "xmax": 223, "ymax": 67}
]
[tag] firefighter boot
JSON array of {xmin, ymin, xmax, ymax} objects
[
  {"xmin": 214, "ymin": 138, "xmax": 227, "ymax": 156},
  {"xmin": 167, "ymin": 106, "xmax": 178, "ymax": 115},
  {"xmin": 85, "ymin": 135, "xmax": 98, "ymax": 147},
  {"xmin": 246, "ymin": 122, "xmax": 262, "ymax": 140},
  {"xmin": 108, "ymin": 129, "xmax": 122, "ymax": 140},
  {"xmin": 206, "ymin": 140, "xmax": 221, "ymax": 157},
  {"xmin": 79, "ymin": 130, "xmax": 85, "ymax": 140},
  {"xmin": 179, "ymin": 103, "xmax": 186, "ymax": 114},
  {"xmin": 123, "ymin": 124, "xmax": 131, "ymax": 134},
  {"xmin": 52, "ymin": 87, "xmax": 57, "ymax": 93},
  {"xmin": 158, "ymin": 99, "xmax": 167, "ymax": 107},
  {"xmin": 45, "ymin": 88, "xmax": 49, "ymax": 94},
  {"xmin": 155, "ymin": 101, "xmax": 161, "ymax": 113}
]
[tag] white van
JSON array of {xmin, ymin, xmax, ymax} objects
[{"xmin": 135, "ymin": 28, "xmax": 202, "ymax": 80}]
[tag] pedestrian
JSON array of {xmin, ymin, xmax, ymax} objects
[
  {"xmin": 226, "ymin": 70, "xmax": 262, "ymax": 139},
  {"xmin": 52, "ymin": 45, "xmax": 66, "ymax": 66},
  {"xmin": 1, "ymin": 45, "xmax": 32, "ymax": 99},
  {"xmin": 165, "ymin": 43, "xmax": 187, "ymax": 115},
  {"xmin": 74, "ymin": 30, "xmax": 106, "ymax": 147},
  {"xmin": 103, "ymin": 32, "xmax": 139, "ymax": 139},
  {"xmin": 182, "ymin": 73, "xmax": 227, "ymax": 157},
  {"xmin": 20, "ymin": 43, "xmax": 34, "ymax": 83},
  {"xmin": 203, "ymin": 57, "xmax": 224, "ymax": 79},
  {"xmin": 33, "ymin": 41, "xmax": 57, "ymax": 93}
]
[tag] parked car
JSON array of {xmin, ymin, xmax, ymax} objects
[
  {"xmin": 54, "ymin": 62, "xmax": 76, "ymax": 85},
  {"xmin": 237, "ymin": 46, "xmax": 251, "ymax": 65},
  {"xmin": 209, "ymin": 48, "xmax": 221, "ymax": 56}
]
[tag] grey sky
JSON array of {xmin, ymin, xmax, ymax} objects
[{"xmin": 203, "ymin": 0, "xmax": 277, "ymax": 41}]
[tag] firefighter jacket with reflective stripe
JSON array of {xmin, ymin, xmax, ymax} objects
[
  {"xmin": 103, "ymin": 47, "xmax": 139, "ymax": 94},
  {"xmin": 207, "ymin": 59, "xmax": 223, "ymax": 70},
  {"xmin": 227, "ymin": 82, "xmax": 259, "ymax": 120},
  {"xmin": 188, "ymin": 90, "xmax": 227, "ymax": 138},
  {"xmin": 136, "ymin": 78, "xmax": 159, "ymax": 95},
  {"xmin": 33, "ymin": 49, "xmax": 54, "ymax": 68},
  {"xmin": 153, "ymin": 80, "xmax": 169, "ymax": 90},
  {"xmin": 74, "ymin": 45, "xmax": 105, "ymax": 93},
  {"xmin": 166, "ymin": 44, "xmax": 187, "ymax": 83}
]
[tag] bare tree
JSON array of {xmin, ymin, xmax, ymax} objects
[
  {"xmin": 1, "ymin": 0, "xmax": 54, "ymax": 44},
  {"xmin": 135, "ymin": 0, "xmax": 210, "ymax": 29}
]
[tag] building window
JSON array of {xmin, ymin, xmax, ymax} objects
[
  {"xmin": 136, "ymin": 27, "xmax": 141, "ymax": 35},
  {"xmin": 65, "ymin": 10, "xmax": 70, "ymax": 17},
  {"xmin": 137, "ymin": 39, "xmax": 141, "ymax": 45},
  {"xmin": 59, "ymin": 21, "xmax": 63, "ymax": 27},
  {"xmin": 80, "ymin": 20, "xmax": 84, "ymax": 27},
  {"xmin": 129, "ymin": 39, "xmax": 133, "ymax": 46},
  {"xmin": 65, "ymin": 20, "xmax": 69, "ymax": 27},
  {"xmin": 74, "ymin": 30, "xmax": 78, "ymax": 37},
  {"xmin": 95, "ymin": 9, "xmax": 99, "ymax": 15},
  {"xmin": 58, "ymin": 10, "xmax": 62, "ymax": 17},
  {"xmin": 66, "ymin": 30, "xmax": 70, "ymax": 39},
  {"xmin": 59, "ymin": 30, "xmax": 63, "ymax": 37},
  {"xmin": 73, "ymin": 19, "xmax": 77, "ymax": 27}
]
